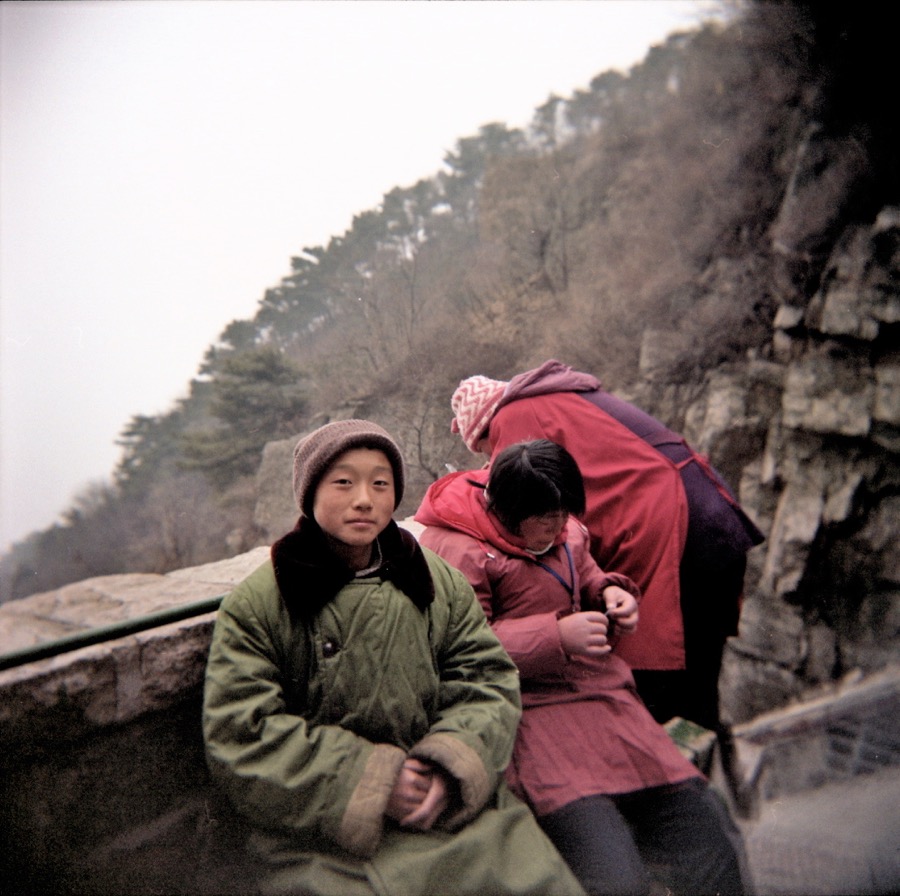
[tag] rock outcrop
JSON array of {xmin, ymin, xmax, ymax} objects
[{"xmin": 629, "ymin": 200, "xmax": 899, "ymax": 724}]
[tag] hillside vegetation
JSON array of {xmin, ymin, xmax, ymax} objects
[{"xmin": 2, "ymin": 1, "xmax": 895, "ymax": 602}]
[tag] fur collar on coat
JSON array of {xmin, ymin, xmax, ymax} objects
[{"xmin": 271, "ymin": 516, "xmax": 434, "ymax": 619}]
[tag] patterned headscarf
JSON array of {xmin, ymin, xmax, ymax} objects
[{"xmin": 450, "ymin": 375, "xmax": 508, "ymax": 454}]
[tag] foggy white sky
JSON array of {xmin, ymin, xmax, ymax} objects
[{"xmin": 0, "ymin": 0, "xmax": 717, "ymax": 553}]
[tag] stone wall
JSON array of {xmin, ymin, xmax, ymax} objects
[{"xmin": 0, "ymin": 549, "xmax": 269, "ymax": 895}]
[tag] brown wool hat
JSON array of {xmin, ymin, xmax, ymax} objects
[{"xmin": 292, "ymin": 419, "xmax": 406, "ymax": 516}]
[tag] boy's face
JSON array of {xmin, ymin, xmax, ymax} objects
[{"xmin": 312, "ymin": 447, "xmax": 395, "ymax": 569}]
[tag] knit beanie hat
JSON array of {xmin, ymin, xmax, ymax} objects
[
  {"xmin": 450, "ymin": 375, "xmax": 508, "ymax": 453},
  {"xmin": 292, "ymin": 419, "xmax": 405, "ymax": 516}
]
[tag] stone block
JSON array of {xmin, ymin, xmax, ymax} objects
[
  {"xmin": 818, "ymin": 285, "xmax": 881, "ymax": 339},
  {"xmin": 822, "ymin": 471, "xmax": 863, "ymax": 524},
  {"xmin": 253, "ymin": 435, "xmax": 299, "ymax": 542},
  {"xmin": 0, "ymin": 547, "xmax": 269, "ymax": 657},
  {"xmin": 719, "ymin": 641, "xmax": 805, "ymax": 726},
  {"xmin": 772, "ymin": 328, "xmax": 795, "ymax": 362},
  {"xmin": 760, "ymin": 483, "xmax": 823, "ymax": 597},
  {"xmin": 773, "ymin": 304, "xmax": 805, "ymax": 331},
  {"xmin": 874, "ymin": 363, "xmax": 900, "ymax": 426},
  {"xmin": 782, "ymin": 356, "xmax": 873, "ymax": 437},
  {"xmin": 802, "ymin": 622, "xmax": 839, "ymax": 684},
  {"xmin": 735, "ymin": 594, "xmax": 806, "ymax": 668}
]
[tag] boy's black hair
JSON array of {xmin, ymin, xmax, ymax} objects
[{"xmin": 486, "ymin": 440, "xmax": 586, "ymax": 533}]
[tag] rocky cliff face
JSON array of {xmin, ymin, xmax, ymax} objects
[{"xmin": 626, "ymin": 124, "xmax": 898, "ymax": 722}]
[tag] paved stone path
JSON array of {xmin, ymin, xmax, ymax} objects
[{"xmin": 737, "ymin": 765, "xmax": 900, "ymax": 895}]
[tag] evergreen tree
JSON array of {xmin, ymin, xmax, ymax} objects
[{"xmin": 180, "ymin": 348, "xmax": 307, "ymax": 487}]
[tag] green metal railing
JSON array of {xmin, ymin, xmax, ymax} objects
[{"xmin": 0, "ymin": 594, "xmax": 225, "ymax": 673}]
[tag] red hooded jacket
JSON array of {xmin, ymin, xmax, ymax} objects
[{"xmin": 416, "ymin": 470, "xmax": 700, "ymax": 815}]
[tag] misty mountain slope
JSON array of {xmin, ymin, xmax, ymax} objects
[{"xmin": 2, "ymin": 1, "xmax": 896, "ymax": 623}]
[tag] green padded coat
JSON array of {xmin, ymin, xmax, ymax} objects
[{"xmin": 202, "ymin": 519, "xmax": 582, "ymax": 896}]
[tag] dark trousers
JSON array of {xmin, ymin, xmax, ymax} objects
[
  {"xmin": 634, "ymin": 551, "xmax": 748, "ymax": 731},
  {"xmin": 538, "ymin": 779, "xmax": 746, "ymax": 896}
]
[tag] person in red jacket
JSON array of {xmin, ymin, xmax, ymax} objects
[
  {"xmin": 449, "ymin": 360, "xmax": 764, "ymax": 731},
  {"xmin": 416, "ymin": 440, "xmax": 746, "ymax": 896}
]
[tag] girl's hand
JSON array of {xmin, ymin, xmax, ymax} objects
[
  {"xmin": 558, "ymin": 611, "xmax": 611, "ymax": 658},
  {"xmin": 602, "ymin": 586, "xmax": 639, "ymax": 633}
]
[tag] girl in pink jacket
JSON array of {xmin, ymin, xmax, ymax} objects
[{"xmin": 416, "ymin": 440, "xmax": 745, "ymax": 896}]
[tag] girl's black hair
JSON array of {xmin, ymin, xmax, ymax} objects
[{"xmin": 486, "ymin": 440, "xmax": 586, "ymax": 533}]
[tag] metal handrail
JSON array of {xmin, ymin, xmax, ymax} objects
[{"xmin": 0, "ymin": 594, "xmax": 225, "ymax": 673}]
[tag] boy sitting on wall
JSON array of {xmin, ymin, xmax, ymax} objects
[{"xmin": 202, "ymin": 419, "xmax": 582, "ymax": 896}]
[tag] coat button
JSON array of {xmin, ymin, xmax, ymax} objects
[{"xmin": 322, "ymin": 640, "xmax": 337, "ymax": 658}]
